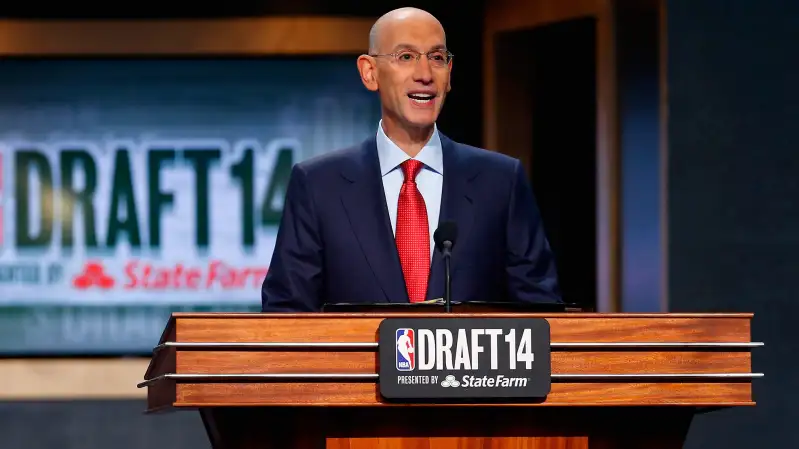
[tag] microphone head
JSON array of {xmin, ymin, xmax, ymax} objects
[{"xmin": 434, "ymin": 221, "xmax": 458, "ymax": 250}]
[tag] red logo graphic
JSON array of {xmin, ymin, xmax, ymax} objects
[{"xmin": 72, "ymin": 261, "xmax": 116, "ymax": 289}]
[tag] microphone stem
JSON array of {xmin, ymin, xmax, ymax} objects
[{"xmin": 443, "ymin": 249, "xmax": 452, "ymax": 313}]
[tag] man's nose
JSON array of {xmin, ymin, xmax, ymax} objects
[{"xmin": 413, "ymin": 56, "xmax": 434, "ymax": 83}]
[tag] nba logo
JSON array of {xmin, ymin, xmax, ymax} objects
[{"xmin": 395, "ymin": 328, "xmax": 415, "ymax": 371}]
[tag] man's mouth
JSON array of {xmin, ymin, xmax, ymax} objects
[{"xmin": 408, "ymin": 93, "xmax": 435, "ymax": 104}]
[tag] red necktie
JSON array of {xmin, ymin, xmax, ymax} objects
[{"xmin": 395, "ymin": 159, "xmax": 429, "ymax": 303}]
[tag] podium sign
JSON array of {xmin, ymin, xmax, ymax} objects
[{"xmin": 378, "ymin": 317, "xmax": 551, "ymax": 400}]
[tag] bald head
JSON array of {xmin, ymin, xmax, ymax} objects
[
  {"xmin": 368, "ymin": 7, "xmax": 446, "ymax": 54},
  {"xmin": 357, "ymin": 7, "xmax": 452, "ymax": 139}
]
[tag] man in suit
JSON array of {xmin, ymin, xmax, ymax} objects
[{"xmin": 261, "ymin": 7, "xmax": 561, "ymax": 312}]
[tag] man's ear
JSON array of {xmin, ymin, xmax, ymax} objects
[
  {"xmin": 446, "ymin": 60, "xmax": 452, "ymax": 92},
  {"xmin": 357, "ymin": 55, "xmax": 379, "ymax": 92}
]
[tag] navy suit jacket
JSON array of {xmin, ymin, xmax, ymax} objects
[{"xmin": 261, "ymin": 133, "xmax": 561, "ymax": 312}]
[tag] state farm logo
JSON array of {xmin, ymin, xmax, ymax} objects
[
  {"xmin": 72, "ymin": 261, "xmax": 115, "ymax": 289},
  {"xmin": 70, "ymin": 260, "xmax": 267, "ymax": 290}
]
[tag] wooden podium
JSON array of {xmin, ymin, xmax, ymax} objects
[{"xmin": 139, "ymin": 309, "xmax": 762, "ymax": 448}]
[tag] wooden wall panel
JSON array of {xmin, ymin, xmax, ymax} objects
[
  {"xmin": 0, "ymin": 358, "xmax": 148, "ymax": 399},
  {"xmin": 485, "ymin": 0, "xmax": 598, "ymax": 34},
  {"xmin": 0, "ymin": 17, "xmax": 372, "ymax": 55}
]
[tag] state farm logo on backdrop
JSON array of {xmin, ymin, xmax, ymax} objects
[
  {"xmin": 71, "ymin": 260, "xmax": 268, "ymax": 290},
  {"xmin": 72, "ymin": 262, "xmax": 115, "ymax": 289}
]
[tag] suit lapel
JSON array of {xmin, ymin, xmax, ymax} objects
[
  {"xmin": 340, "ymin": 138, "xmax": 409, "ymax": 303},
  {"xmin": 426, "ymin": 134, "xmax": 476, "ymax": 301}
]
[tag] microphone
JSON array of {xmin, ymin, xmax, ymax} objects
[{"xmin": 434, "ymin": 221, "xmax": 458, "ymax": 312}]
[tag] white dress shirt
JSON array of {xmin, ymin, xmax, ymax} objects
[{"xmin": 375, "ymin": 120, "xmax": 443, "ymax": 260}]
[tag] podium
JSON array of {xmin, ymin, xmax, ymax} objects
[{"xmin": 139, "ymin": 308, "xmax": 762, "ymax": 448}]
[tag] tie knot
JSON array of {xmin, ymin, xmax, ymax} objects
[{"xmin": 401, "ymin": 159, "xmax": 424, "ymax": 184}]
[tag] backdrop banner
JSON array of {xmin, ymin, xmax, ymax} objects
[{"xmin": 0, "ymin": 58, "xmax": 380, "ymax": 354}]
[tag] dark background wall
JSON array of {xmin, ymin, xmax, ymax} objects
[
  {"xmin": 0, "ymin": 401, "xmax": 208, "ymax": 448},
  {"xmin": 617, "ymin": 1, "xmax": 662, "ymax": 313},
  {"xmin": 666, "ymin": 0, "xmax": 797, "ymax": 447}
]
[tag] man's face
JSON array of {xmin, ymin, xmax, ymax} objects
[{"xmin": 366, "ymin": 17, "xmax": 452, "ymax": 130}]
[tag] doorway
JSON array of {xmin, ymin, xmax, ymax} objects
[{"xmin": 494, "ymin": 18, "xmax": 598, "ymax": 309}]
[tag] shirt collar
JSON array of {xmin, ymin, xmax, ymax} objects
[{"xmin": 376, "ymin": 119, "xmax": 443, "ymax": 177}]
